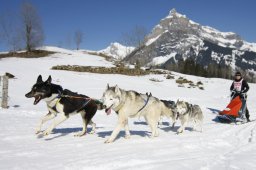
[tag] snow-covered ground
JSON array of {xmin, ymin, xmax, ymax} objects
[{"xmin": 0, "ymin": 48, "xmax": 256, "ymax": 170}]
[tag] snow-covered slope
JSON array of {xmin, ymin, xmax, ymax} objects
[
  {"xmin": 37, "ymin": 46, "xmax": 76, "ymax": 54},
  {"xmin": 0, "ymin": 48, "xmax": 256, "ymax": 170},
  {"xmin": 99, "ymin": 42, "xmax": 135, "ymax": 59},
  {"xmin": 125, "ymin": 9, "xmax": 256, "ymax": 73}
]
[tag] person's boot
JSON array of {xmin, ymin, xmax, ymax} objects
[
  {"xmin": 246, "ymin": 108, "xmax": 250, "ymax": 122},
  {"xmin": 236, "ymin": 115, "xmax": 247, "ymax": 123}
]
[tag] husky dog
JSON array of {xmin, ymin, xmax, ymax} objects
[
  {"xmin": 25, "ymin": 75, "xmax": 102, "ymax": 137},
  {"xmin": 160, "ymin": 100, "xmax": 178, "ymax": 126},
  {"xmin": 176, "ymin": 100, "xmax": 203, "ymax": 133},
  {"xmin": 101, "ymin": 84, "xmax": 176, "ymax": 143}
]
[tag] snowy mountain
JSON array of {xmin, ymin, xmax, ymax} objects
[
  {"xmin": 99, "ymin": 42, "xmax": 135, "ymax": 60},
  {"xmin": 124, "ymin": 9, "xmax": 256, "ymax": 73},
  {"xmin": 0, "ymin": 47, "xmax": 256, "ymax": 169}
]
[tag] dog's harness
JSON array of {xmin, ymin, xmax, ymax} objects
[
  {"xmin": 51, "ymin": 98, "xmax": 61, "ymax": 113},
  {"xmin": 48, "ymin": 91, "xmax": 62, "ymax": 113},
  {"xmin": 60, "ymin": 94, "xmax": 102, "ymax": 104},
  {"xmin": 48, "ymin": 91, "xmax": 100, "ymax": 113},
  {"xmin": 114, "ymin": 92, "xmax": 151, "ymax": 116},
  {"xmin": 135, "ymin": 92, "xmax": 152, "ymax": 120},
  {"xmin": 136, "ymin": 92, "xmax": 151, "ymax": 114},
  {"xmin": 185, "ymin": 102, "xmax": 193, "ymax": 115}
]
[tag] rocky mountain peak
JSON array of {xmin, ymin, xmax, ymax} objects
[
  {"xmin": 124, "ymin": 9, "xmax": 256, "ymax": 77},
  {"xmin": 170, "ymin": 8, "xmax": 177, "ymax": 15},
  {"xmin": 99, "ymin": 42, "xmax": 134, "ymax": 60},
  {"xmin": 167, "ymin": 8, "xmax": 186, "ymax": 19}
]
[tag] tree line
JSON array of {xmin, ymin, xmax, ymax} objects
[
  {"xmin": 161, "ymin": 58, "xmax": 256, "ymax": 82},
  {"xmin": 163, "ymin": 58, "xmax": 232, "ymax": 79}
]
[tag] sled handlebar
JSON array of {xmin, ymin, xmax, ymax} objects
[{"xmin": 230, "ymin": 90, "xmax": 247, "ymax": 100}]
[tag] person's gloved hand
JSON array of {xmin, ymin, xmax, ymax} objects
[
  {"xmin": 240, "ymin": 92, "xmax": 246, "ymax": 99},
  {"xmin": 231, "ymin": 90, "xmax": 240, "ymax": 96},
  {"xmin": 230, "ymin": 90, "xmax": 235, "ymax": 97}
]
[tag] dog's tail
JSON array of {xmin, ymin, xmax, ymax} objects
[
  {"xmin": 94, "ymin": 100, "xmax": 105, "ymax": 110},
  {"xmin": 97, "ymin": 103, "xmax": 105, "ymax": 110}
]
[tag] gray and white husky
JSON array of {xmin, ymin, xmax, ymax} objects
[
  {"xmin": 176, "ymin": 100, "xmax": 203, "ymax": 133},
  {"xmin": 102, "ymin": 84, "xmax": 176, "ymax": 143}
]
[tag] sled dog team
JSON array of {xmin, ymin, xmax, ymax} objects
[{"xmin": 26, "ymin": 75, "xmax": 204, "ymax": 143}]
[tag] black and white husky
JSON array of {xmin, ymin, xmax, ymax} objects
[{"xmin": 25, "ymin": 75, "xmax": 103, "ymax": 137}]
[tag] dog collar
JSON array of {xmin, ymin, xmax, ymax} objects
[{"xmin": 113, "ymin": 102, "xmax": 125, "ymax": 114}]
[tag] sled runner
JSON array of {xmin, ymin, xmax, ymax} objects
[{"xmin": 217, "ymin": 96, "xmax": 242, "ymax": 123}]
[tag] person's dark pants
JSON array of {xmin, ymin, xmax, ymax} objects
[
  {"xmin": 239, "ymin": 98, "xmax": 246, "ymax": 116},
  {"xmin": 245, "ymin": 108, "xmax": 250, "ymax": 121},
  {"xmin": 240, "ymin": 97, "xmax": 250, "ymax": 121}
]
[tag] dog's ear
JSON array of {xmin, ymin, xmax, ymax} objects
[
  {"xmin": 46, "ymin": 75, "xmax": 52, "ymax": 84},
  {"xmin": 114, "ymin": 85, "xmax": 119, "ymax": 93},
  {"xmin": 36, "ymin": 75, "xmax": 43, "ymax": 83},
  {"xmin": 185, "ymin": 102, "xmax": 190, "ymax": 108},
  {"xmin": 106, "ymin": 83, "xmax": 110, "ymax": 90}
]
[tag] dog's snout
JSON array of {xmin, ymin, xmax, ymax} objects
[{"xmin": 25, "ymin": 92, "xmax": 32, "ymax": 98}]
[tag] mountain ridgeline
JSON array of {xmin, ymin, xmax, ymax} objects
[{"xmin": 124, "ymin": 9, "xmax": 256, "ymax": 82}]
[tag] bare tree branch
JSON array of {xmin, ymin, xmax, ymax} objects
[
  {"xmin": 0, "ymin": 12, "xmax": 22, "ymax": 52},
  {"xmin": 74, "ymin": 30, "xmax": 83, "ymax": 50},
  {"xmin": 121, "ymin": 25, "xmax": 147, "ymax": 48},
  {"xmin": 21, "ymin": 2, "xmax": 44, "ymax": 52}
]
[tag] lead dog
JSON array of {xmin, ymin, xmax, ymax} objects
[
  {"xmin": 176, "ymin": 100, "xmax": 203, "ymax": 133},
  {"xmin": 25, "ymin": 75, "xmax": 103, "ymax": 137},
  {"xmin": 101, "ymin": 84, "xmax": 176, "ymax": 143}
]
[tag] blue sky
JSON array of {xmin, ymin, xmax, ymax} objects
[{"xmin": 0, "ymin": 0, "xmax": 255, "ymax": 51}]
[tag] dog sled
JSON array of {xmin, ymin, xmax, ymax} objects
[{"xmin": 216, "ymin": 96, "xmax": 243, "ymax": 123}]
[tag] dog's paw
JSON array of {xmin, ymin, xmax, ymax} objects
[
  {"xmin": 155, "ymin": 133, "xmax": 159, "ymax": 137},
  {"xmin": 43, "ymin": 129, "xmax": 52, "ymax": 136},
  {"xmin": 149, "ymin": 135, "xmax": 155, "ymax": 139},
  {"xmin": 177, "ymin": 128, "xmax": 184, "ymax": 134},
  {"xmin": 74, "ymin": 131, "xmax": 86, "ymax": 137},
  {"xmin": 89, "ymin": 130, "xmax": 95, "ymax": 134},
  {"xmin": 35, "ymin": 130, "xmax": 41, "ymax": 134},
  {"xmin": 125, "ymin": 134, "xmax": 131, "ymax": 139},
  {"xmin": 104, "ymin": 139, "xmax": 113, "ymax": 143}
]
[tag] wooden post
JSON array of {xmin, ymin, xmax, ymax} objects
[{"xmin": 1, "ymin": 76, "xmax": 8, "ymax": 108}]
